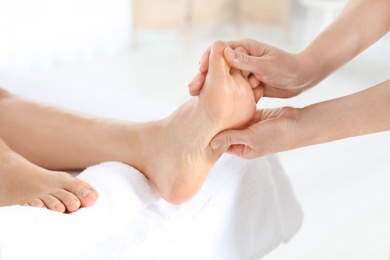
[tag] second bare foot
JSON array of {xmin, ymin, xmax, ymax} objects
[{"xmin": 0, "ymin": 139, "xmax": 98, "ymax": 212}]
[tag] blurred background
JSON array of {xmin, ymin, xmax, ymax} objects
[
  {"xmin": 0, "ymin": 1, "xmax": 389, "ymax": 259},
  {"xmin": 0, "ymin": 0, "xmax": 388, "ymax": 107}
]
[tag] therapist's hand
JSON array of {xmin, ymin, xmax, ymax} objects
[
  {"xmin": 209, "ymin": 107, "xmax": 301, "ymax": 158},
  {"xmin": 209, "ymin": 79, "xmax": 390, "ymax": 158},
  {"xmin": 188, "ymin": 39, "xmax": 314, "ymax": 98}
]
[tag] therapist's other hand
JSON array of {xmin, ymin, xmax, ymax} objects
[
  {"xmin": 189, "ymin": 39, "xmax": 313, "ymax": 98},
  {"xmin": 209, "ymin": 107, "xmax": 300, "ymax": 158}
]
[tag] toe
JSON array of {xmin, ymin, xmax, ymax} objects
[
  {"xmin": 52, "ymin": 188, "xmax": 81, "ymax": 212},
  {"xmin": 56, "ymin": 172, "xmax": 98, "ymax": 209},
  {"xmin": 42, "ymin": 194, "xmax": 66, "ymax": 213},
  {"xmin": 28, "ymin": 198, "xmax": 45, "ymax": 208},
  {"xmin": 208, "ymin": 40, "xmax": 230, "ymax": 77},
  {"xmin": 77, "ymin": 186, "xmax": 98, "ymax": 207}
]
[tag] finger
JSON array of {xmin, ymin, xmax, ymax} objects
[
  {"xmin": 253, "ymin": 86, "xmax": 264, "ymax": 103},
  {"xmin": 233, "ymin": 47, "xmax": 251, "ymax": 78},
  {"xmin": 224, "ymin": 47, "xmax": 262, "ymax": 75},
  {"xmin": 226, "ymin": 39, "xmax": 270, "ymax": 56},
  {"xmin": 209, "ymin": 128, "xmax": 250, "ymax": 150},
  {"xmin": 199, "ymin": 46, "xmax": 211, "ymax": 73},
  {"xmin": 262, "ymin": 86, "xmax": 297, "ymax": 98},
  {"xmin": 225, "ymin": 144, "xmax": 257, "ymax": 159},
  {"xmin": 225, "ymin": 144, "xmax": 248, "ymax": 158},
  {"xmin": 234, "ymin": 46, "xmax": 248, "ymax": 55},
  {"xmin": 248, "ymin": 74, "xmax": 260, "ymax": 89}
]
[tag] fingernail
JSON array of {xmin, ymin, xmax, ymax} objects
[
  {"xmin": 228, "ymin": 49, "xmax": 237, "ymax": 60},
  {"xmin": 210, "ymin": 140, "xmax": 221, "ymax": 150},
  {"xmin": 81, "ymin": 189, "xmax": 93, "ymax": 198}
]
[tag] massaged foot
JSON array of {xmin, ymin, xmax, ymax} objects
[
  {"xmin": 0, "ymin": 139, "xmax": 98, "ymax": 212},
  {"xmin": 130, "ymin": 41, "xmax": 257, "ymax": 203}
]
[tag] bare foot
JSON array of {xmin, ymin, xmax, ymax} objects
[
  {"xmin": 130, "ymin": 41, "xmax": 257, "ymax": 203},
  {"xmin": 0, "ymin": 41, "xmax": 254, "ymax": 208},
  {"xmin": 0, "ymin": 139, "xmax": 98, "ymax": 212}
]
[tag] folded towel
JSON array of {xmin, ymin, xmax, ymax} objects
[{"xmin": 0, "ymin": 154, "xmax": 302, "ymax": 260}]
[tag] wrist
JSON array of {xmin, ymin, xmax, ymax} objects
[
  {"xmin": 295, "ymin": 49, "xmax": 329, "ymax": 89},
  {"xmin": 294, "ymin": 100, "xmax": 348, "ymax": 148},
  {"xmin": 297, "ymin": 81, "xmax": 390, "ymax": 147}
]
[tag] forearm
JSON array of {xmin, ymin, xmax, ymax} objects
[
  {"xmin": 0, "ymin": 90, "xmax": 131, "ymax": 169},
  {"xmin": 297, "ymin": 79, "xmax": 390, "ymax": 147},
  {"xmin": 298, "ymin": 0, "xmax": 390, "ymax": 87}
]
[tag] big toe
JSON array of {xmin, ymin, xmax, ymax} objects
[
  {"xmin": 208, "ymin": 40, "xmax": 230, "ymax": 77},
  {"xmin": 58, "ymin": 172, "xmax": 98, "ymax": 208},
  {"xmin": 78, "ymin": 185, "xmax": 98, "ymax": 207}
]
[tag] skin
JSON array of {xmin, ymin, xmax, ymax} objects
[
  {"xmin": 210, "ymin": 80, "xmax": 390, "ymax": 158},
  {"xmin": 187, "ymin": 0, "xmax": 390, "ymax": 158},
  {"xmin": 0, "ymin": 41, "xmax": 257, "ymax": 211},
  {"xmin": 0, "ymin": 138, "xmax": 97, "ymax": 212},
  {"xmin": 189, "ymin": 0, "xmax": 390, "ymax": 97}
]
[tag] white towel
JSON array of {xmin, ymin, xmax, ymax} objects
[
  {"xmin": 0, "ymin": 154, "xmax": 302, "ymax": 260},
  {"xmin": 0, "ymin": 70, "xmax": 303, "ymax": 260}
]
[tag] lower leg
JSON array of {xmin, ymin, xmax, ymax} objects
[
  {"xmin": 0, "ymin": 89, "xmax": 132, "ymax": 170},
  {"xmin": 0, "ymin": 41, "xmax": 257, "ymax": 205}
]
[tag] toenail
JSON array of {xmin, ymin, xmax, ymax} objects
[
  {"xmin": 69, "ymin": 199, "xmax": 78, "ymax": 206},
  {"xmin": 81, "ymin": 189, "xmax": 93, "ymax": 198}
]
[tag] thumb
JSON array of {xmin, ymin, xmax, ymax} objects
[
  {"xmin": 224, "ymin": 47, "xmax": 262, "ymax": 74},
  {"xmin": 210, "ymin": 128, "xmax": 250, "ymax": 150}
]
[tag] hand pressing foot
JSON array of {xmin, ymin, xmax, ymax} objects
[{"xmin": 129, "ymin": 41, "xmax": 257, "ymax": 203}]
